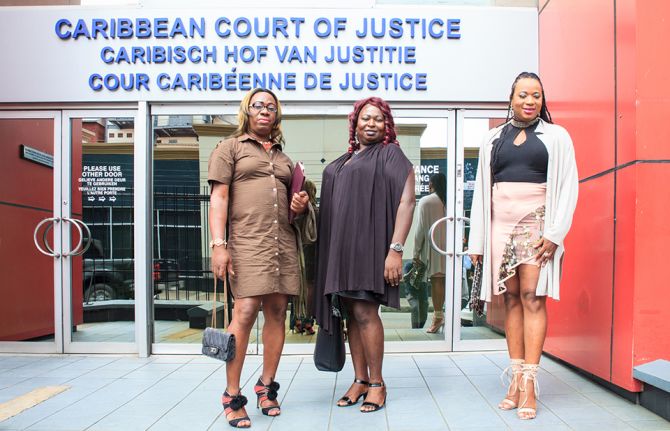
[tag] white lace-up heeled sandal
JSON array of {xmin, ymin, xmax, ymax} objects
[
  {"xmin": 498, "ymin": 359, "xmax": 524, "ymax": 410},
  {"xmin": 517, "ymin": 364, "xmax": 540, "ymax": 420}
]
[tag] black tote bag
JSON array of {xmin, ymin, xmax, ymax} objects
[{"xmin": 313, "ymin": 314, "xmax": 345, "ymax": 372}]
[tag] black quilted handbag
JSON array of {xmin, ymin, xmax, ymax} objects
[{"xmin": 202, "ymin": 274, "xmax": 236, "ymax": 362}]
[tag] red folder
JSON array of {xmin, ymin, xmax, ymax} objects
[{"xmin": 288, "ymin": 161, "xmax": 306, "ymax": 224}]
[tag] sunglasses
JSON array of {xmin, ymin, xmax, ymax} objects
[{"xmin": 249, "ymin": 101, "xmax": 278, "ymax": 113}]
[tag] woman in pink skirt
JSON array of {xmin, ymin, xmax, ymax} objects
[{"xmin": 468, "ymin": 72, "xmax": 579, "ymax": 420}]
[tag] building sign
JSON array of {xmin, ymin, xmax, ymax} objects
[
  {"xmin": 0, "ymin": 7, "xmax": 537, "ymax": 102},
  {"xmin": 19, "ymin": 145, "xmax": 53, "ymax": 168},
  {"xmin": 78, "ymin": 164, "xmax": 127, "ymax": 203}
]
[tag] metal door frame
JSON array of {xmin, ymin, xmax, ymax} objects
[
  {"xmin": 61, "ymin": 109, "xmax": 140, "ymax": 354},
  {"xmin": 451, "ymin": 109, "xmax": 508, "ymax": 352}
]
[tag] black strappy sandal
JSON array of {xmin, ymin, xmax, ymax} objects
[
  {"xmin": 221, "ymin": 391, "xmax": 251, "ymax": 428},
  {"xmin": 337, "ymin": 378, "xmax": 369, "ymax": 407},
  {"xmin": 360, "ymin": 382, "xmax": 386, "ymax": 413},
  {"xmin": 254, "ymin": 377, "xmax": 281, "ymax": 416}
]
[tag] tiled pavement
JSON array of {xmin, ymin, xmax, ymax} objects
[{"xmin": 0, "ymin": 352, "xmax": 668, "ymax": 431}]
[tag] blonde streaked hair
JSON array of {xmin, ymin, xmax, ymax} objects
[{"xmin": 232, "ymin": 88, "xmax": 284, "ymax": 144}]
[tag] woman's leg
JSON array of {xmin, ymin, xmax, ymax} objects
[
  {"xmin": 503, "ymin": 275, "xmax": 525, "ymax": 362},
  {"xmin": 347, "ymin": 299, "xmax": 386, "ymax": 412},
  {"xmin": 225, "ymin": 296, "xmax": 262, "ymax": 426},
  {"xmin": 516, "ymin": 263, "xmax": 546, "ymax": 419},
  {"xmin": 427, "ymin": 275, "xmax": 445, "ymax": 333},
  {"xmin": 257, "ymin": 293, "xmax": 289, "ymax": 415},
  {"xmin": 500, "ymin": 275, "xmax": 524, "ymax": 409},
  {"xmin": 337, "ymin": 299, "xmax": 370, "ymax": 406}
]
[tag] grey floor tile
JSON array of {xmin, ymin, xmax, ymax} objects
[
  {"xmin": 499, "ymin": 405, "xmax": 565, "ymax": 426},
  {"xmin": 626, "ymin": 420, "xmax": 670, "ymax": 431},
  {"xmin": 568, "ymin": 418, "xmax": 637, "ymax": 430},
  {"xmin": 539, "ymin": 393, "xmax": 595, "ymax": 409},
  {"xmin": 605, "ymin": 404, "xmax": 670, "ymax": 421},
  {"xmin": 506, "ymin": 423, "xmax": 571, "ymax": 431},
  {"xmin": 2, "ymin": 353, "xmax": 665, "ymax": 431},
  {"xmin": 0, "ymin": 385, "xmax": 102, "ymax": 430},
  {"xmin": 552, "ymin": 404, "xmax": 624, "ymax": 425},
  {"xmin": 421, "ymin": 367, "xmax": 465, "ymax": 377},
  {"xmin": 451, "ymin": 427, "xmax": 511, "ymax": 431},
  {"xmin": 583, "ymin": 390, "xmax": 637, "ymax": 407}
]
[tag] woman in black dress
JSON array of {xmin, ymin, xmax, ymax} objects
[{"xmin": 315, "ymin": 97, "xmax": 415, "ymax": 413}]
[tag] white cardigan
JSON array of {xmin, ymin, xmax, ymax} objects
[{"xmin": 468, "ymin": 119, "xmax": 579, "ymax": 301}]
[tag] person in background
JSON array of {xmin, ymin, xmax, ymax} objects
[
  {"xmin": 468, "ymin": 72, "xmax": 578, "ymax": 420},
  {"xmin": 208, "ymin": 88, "xmax": 309, "ymax": 428},
  {"xmin": 315, "ymin": 96, "xmax": 415, "ymax": 413},
  {"xmin": 292, "ymin": 179, "xmax": 318, "ymax": 336},
  {"xmin": 403, "ymin": 260, "xmax": 429, "ymax": 329},
  {"xmin": 413, "ymin": 173, "xmax": 447, "ymax": 333}
]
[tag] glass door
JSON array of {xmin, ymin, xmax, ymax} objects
[
  {"xmin": 0, "ymin": 111, "xmax": 62, "ymax": 353},
  {"xmin": 148, "ymin": 108, "xmax": 257, "ymax": 355},
  {"xmin": 62, "ymin": 110, "xmax": 138, "ymax": 354},
  {"xmin": 147, "ymin": 105, "xmax": 457, "ymax": 355},
  {"xmin": 452, "ymin": 109, "xmax": 508, "ymax": 351}
]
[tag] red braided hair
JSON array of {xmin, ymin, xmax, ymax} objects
[{"xmin": 347, "ymin": 97, "xmax": 399, "ymax": 153}]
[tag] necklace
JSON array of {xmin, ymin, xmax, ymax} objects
[
  {"xmin": 249, "ymin": 133, "xmax": 273, "ymax": 151},
  {"xmin": 511, "ymin": 116, "xmax": 540, "ymax": 129}
]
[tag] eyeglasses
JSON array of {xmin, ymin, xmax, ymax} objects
[{"xmin": 249, "ymin": 101, "xmax": 278, "ymax": 113}]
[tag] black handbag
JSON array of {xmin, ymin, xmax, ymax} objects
[
  {"xmin": 313, "ymin": 309, "xmax": 345, "ymax": 372},
  {"xmin": 469, "ymin": 261, "xmax": 485, "ymax": 317},
  {"xmin": 202, "ymin": 274, "xmax": 236, "ymax": 362}
]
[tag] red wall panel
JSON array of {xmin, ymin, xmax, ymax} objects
[
  {"xmin": 545, "ymin": 175, "xmax": 615, "ymax": 380},
  {"xmin": 0, "ymin": 119, "xmax": 55, "ymax": 340},
  {"xmin": 539, "ymin": 0, "xmax": 615, "ymax": 180},
  {"xmin": 0, "ymin": 119, "xmax": 53, "ymax": 209},
  {"xmin": 615, "ymin": 0, "xmax": 637, "ymax": 165},
  {"xmin": 631, "ymin": 164, "xmax": 670, "ymax": 364},
  {"xmin": 612, "ymin": 164, "xmax": 639, "ymax": 391},
  {"xmin": 636, "ymin": 2, "xmax": 670, "ymax": 160}
]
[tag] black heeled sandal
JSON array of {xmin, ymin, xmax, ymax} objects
[
  {"xmin": 254, "ymin": 377, "xmax": 281, "ymax": 416},
  {"xmin": 337, "ymin": 378, "xmax": 369, "ymax": 407},
  {"xmin": 221, "ymin": 391, "xmax": 250, "ymax": 428},
  {"xmin": 360, "ymin": 382, "xmax": 386, "ymax": 413}
]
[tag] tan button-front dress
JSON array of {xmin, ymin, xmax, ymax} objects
[{"xmin": 208, "ymin": 134, "xmax": 300, "ymax": 298}]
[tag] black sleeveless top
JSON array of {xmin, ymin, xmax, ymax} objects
[{"xmin": 491, "ymin": 122, "xmax": 548, "ymax": 183}]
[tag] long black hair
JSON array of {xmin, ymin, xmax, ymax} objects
[
  {"xmin": 504, "ymin": 71, "xmax": 553, "ymax": 124},
  {"xmin": 430, "ymin": 173, "xmax": 446, "ymax": 206}
]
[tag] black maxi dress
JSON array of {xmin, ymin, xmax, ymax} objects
[{"xmin": 314, "ymin": 142, "xmax": 412, "ymax": 333}]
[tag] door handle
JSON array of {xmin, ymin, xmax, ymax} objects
[
  {"xmin": 61, "ymin": 217, "xmax": 85, "ymax": 257},
  {"xmin": 33, "ymin": 217, "xmax": 60, "ymax": 257},
  {"xmin": 64, "ymin": 218, "xmax": 92, "ymax": 256},
  {"xmin": 429, "ymin": 216, "xmax": 453, "ymax": 257},
  {"xmin": 457, "ymin": 216, "xmax": 470, "ymax": 224}
]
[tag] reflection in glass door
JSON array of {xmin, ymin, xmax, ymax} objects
[
  {"xmin": 149, "ymin": 113, "xmax": 249, "ymax": 353},
  {"xmin": 64, "ymin": 112, "xmax": 137, "ymax": 352},
  {"xmin": 148, "ymin": 109, "xmax": 455, "ymax": 354},
  {"xmin": 452, "ymin": 110, "xmax": 507, "ymax": 350},
  {"xmin": 0, "ymin": 112, "xmax": 61, "ymax": 353}
]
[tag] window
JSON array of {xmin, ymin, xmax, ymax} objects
[{"xmin": 109, "ymin": 133, "xmax": 115, "ymax": 138}]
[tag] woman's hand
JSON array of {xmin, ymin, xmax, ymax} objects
[
  {"xmin": 535, "ymin": 237, "xmax": 558, "ymax": 266},
  {"xmin": 469, "ymin": 254, "xmax": 483, "ymax": 265},
  {"xmin": 290, "ymin": 191, "xmax": 309, "ymax": 214},
  {"xmin": 211, "ymin": 247, "xmax": 234, "ymax": 279},
  {"xmin": 384, "ymin": 251, "xmax": 403, "ymax": 286}
]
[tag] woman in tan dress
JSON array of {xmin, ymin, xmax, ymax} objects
[{"xmin": 208, "ymin": 88, "xmax": 308, "ymax": 428}]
